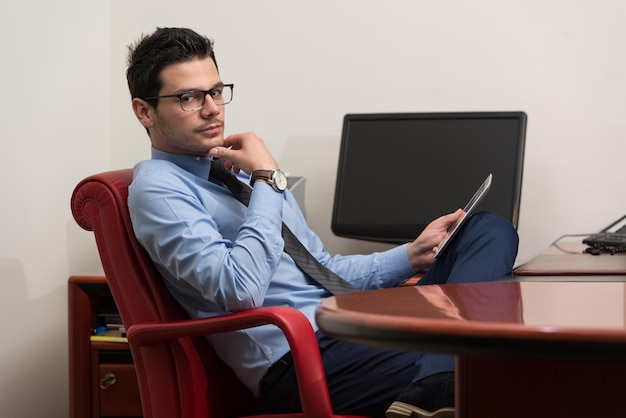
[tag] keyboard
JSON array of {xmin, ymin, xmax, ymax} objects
[{"xmin": 583, "ymin": 215, "xmax": 626, "ymax": 250}]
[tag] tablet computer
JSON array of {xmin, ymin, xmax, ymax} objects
[{"xmin": 434, "ymin": 173, "xmax": 493, "ymax": 258}]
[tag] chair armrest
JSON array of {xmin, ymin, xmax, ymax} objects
[{"xmin": 127, "ymin": 306, "xmax": 333, "ymax": 417}]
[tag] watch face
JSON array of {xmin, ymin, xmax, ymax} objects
[{"xmin": 273, "ymin": 170, "xmax": 288, "ymax": 191}]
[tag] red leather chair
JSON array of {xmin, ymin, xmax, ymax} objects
[{"xmin": 71, "ymin": 169, "xmax": 367, "ymax": 418}]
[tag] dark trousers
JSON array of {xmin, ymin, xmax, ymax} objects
[{"xmin": 265, "ymin": 212, "xmax": 519, "ymax": 418}]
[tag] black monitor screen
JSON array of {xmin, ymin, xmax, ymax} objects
[{"xmin": 331, "ymin": 112, "xmax": 527, "ymax": 243}]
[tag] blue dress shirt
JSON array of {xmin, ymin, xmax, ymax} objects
[{"xmin": 128, "ymin": 147, "xmax": 416, "ymax": 395}]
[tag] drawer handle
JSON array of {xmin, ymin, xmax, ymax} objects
[{"xmin": 100, "ymin": 373, "xmax": 117, "ymax": 390}]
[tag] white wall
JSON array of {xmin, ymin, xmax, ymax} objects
[
  {"xmin": 0, "ymin": 2, "xmax": 110, "ymax": 416},
  {"xmin": 1, "ymin": 1, "xmax": 626, "ymax": 417}
]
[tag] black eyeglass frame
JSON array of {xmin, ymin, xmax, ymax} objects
[{"xmin": 143, "ymin": 83, "xmax": 234, "ymax": 111}]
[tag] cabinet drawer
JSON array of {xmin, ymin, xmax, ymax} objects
[{"xmin": 97, "ymin": 363, "xmax": 142, "ymax": 417}]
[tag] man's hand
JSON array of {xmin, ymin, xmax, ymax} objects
[
  {"xmin": 208, "ymin": 132, "xmax": 278, "ymax": 174},
  {"xmin": 407, "ymin": 208, "xmax": 465, "ymax": 273}
]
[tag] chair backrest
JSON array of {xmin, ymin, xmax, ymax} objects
[{"xmin": 71, "ymin": 169, "xmax": 265, "ymax": 418}]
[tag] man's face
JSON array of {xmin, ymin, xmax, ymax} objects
[{"xmin": 139, "ymin": 57, "xmax": 226, "ymax": 157}]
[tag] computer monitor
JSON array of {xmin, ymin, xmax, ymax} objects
[{"xmin": 331, "ymin": 111, "xmax": 527, "ymax": 243}]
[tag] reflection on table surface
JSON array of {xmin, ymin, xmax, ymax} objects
[{"xmin": 323, "ymin": 281, "xmax": 626, "ymax": 330}]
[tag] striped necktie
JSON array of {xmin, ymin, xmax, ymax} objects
[{"xmin": 209, "ymin": 158, "xmax": 359, "ymax": 295}]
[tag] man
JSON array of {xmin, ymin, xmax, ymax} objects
[{"xmin": 126, "ymin": 27, "xmax": 518, "ymax": 418}]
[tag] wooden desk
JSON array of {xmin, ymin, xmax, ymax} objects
[
  {"xmin": 315, "ymin": 282, "xmax": 626, "ymax": 417},
  {"xmin": 514, "ymin": 235, "xmax": 626, "ymax": 276}
]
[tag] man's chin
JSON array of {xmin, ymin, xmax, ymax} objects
[{"xmin": 201, "ymin": 141, "xmax": 224, "ymax": 157}]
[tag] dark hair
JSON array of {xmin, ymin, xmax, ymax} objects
[{"xmin": 126, "ymin": 27, "xmax": 218, "ymax": 106}]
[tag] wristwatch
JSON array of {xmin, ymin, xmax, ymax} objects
[{"xmin": 250, "ymin": 169, "xmax": 288, "ymax": 193}]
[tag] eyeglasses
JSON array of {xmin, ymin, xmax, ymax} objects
[{"xmin": 143, "ymin": 84, "xmax": 234, "ymax": 112}]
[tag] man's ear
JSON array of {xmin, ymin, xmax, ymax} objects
[{"xmin": 131, "ymin": 98, "xmax": 155, "ymax": 129}]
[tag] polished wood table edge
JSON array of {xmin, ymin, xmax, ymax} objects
[{"xmin": 315, "ymin": 283, "xmax": 626, "ymax": 361}]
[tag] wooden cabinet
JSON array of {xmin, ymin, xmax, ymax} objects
[{"xmin": 69, "ymin": 274, "xmax": 142, "ymax": 418}]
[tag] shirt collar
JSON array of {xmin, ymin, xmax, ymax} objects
[{"xmin": 150, "ymin": 147, "xmax": 213, "ymax": 179}]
